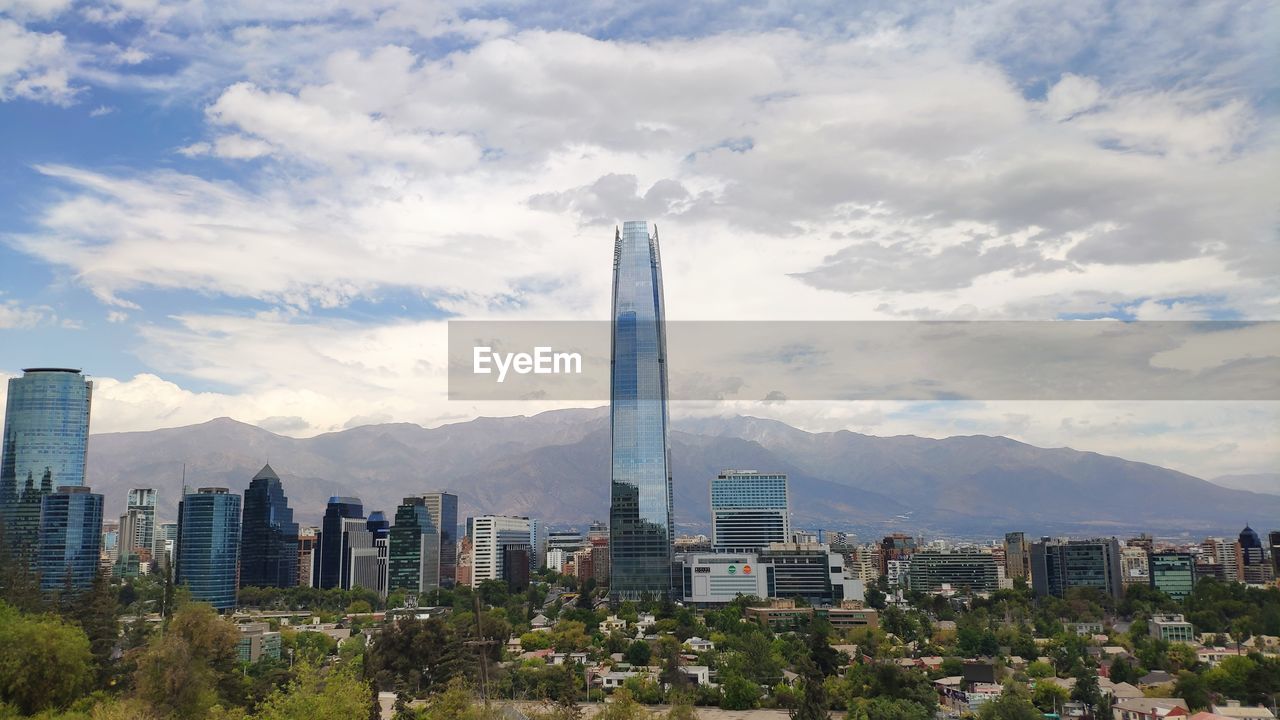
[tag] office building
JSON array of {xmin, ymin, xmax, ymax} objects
[
  {"xmin": 367, "ymin": 511, "xmax": 390, "ymax": 597},
  {"xmin": 175, "ymin": 487, "xmax": 242, "ymax": 611},
  {"xmin": 239, "ymin": 465, "xmax": 299, "ymax": 589},
  {"xmin": 1150, "ymin": 614, "xmax": 1195, "ymax": 644},
  {"xmin": 237, "ymin": 622, "xmax": 282, "ymax": 663},
  {"xmin": 608, "ymin": 220, "xmax": 674, "ymax": 600},
  {"xmin": 1238, "ymin": 525, "xmax": 1271, "ymax": 583},
  {"xmin": 549, "ymin": 530, "xmax": 585, "ymax": 552},
  {"xmin": 0, "ymin": 368, "xmax": 93, "ymax": 559},
  {"xmin": 470, "ymin": 515, "xmax": 531, "ymax": 587},
  {"xmin": 880, "ymin": 533, "xmax": 917, "ymax": 575},
  {"xmin": 710, "ymin": 471, "xmax": 790, "ymax": 552},
  {"xmin": 1120, "ymin": 545, "xmax": 1151, "ymax": 585},
  {"xmin": 529, "ymin": 517, "xmax": 548, "ymax": 572},
  {"xmin": 342, "ymin": 517, "xmax": 380, "ymax": 593},
  {"xmin": 37, "ymin": 485, "xmax": 103, "ymax": 591},
  {"xmin": 1202, "ymin": 536, "xmax": 1244, "ymax": 582},
  {"xmin": 418, "ymin": 492, "xmax": 458, "ymax": 586},
  {"xmin": 677, "ymin": 545, "xmax": 863, "ymax": 606},
  {"xmin": 1270, "ymin": 531, "xmax": 1280, "ymax": 578},
  {"xmin": 296, "ymin": 527, "xmax": 317, "ymax": 587},
  {"xmin": 1030, "ymin": 537, "xmax": 1124, "ymax": 600},
  {"xmin": 152, "ymin": 522, "xmax": 177, "ymax": 572},
  {"xmin": 1151, "ymin": 551, "xmax": 1197, "ymax": 600},
  {"xmin": 316, "ymin": 496, "xmax": 363, "ymax": 589},
  {"xmin": 907, "ymin": 549, "xmax": 999, "ymax": 593},
  {"xmin": 1004, "ymin": 532, "xmax": 1029, "ymax": 580},
  {"xmin": 125, "ymin": 488, "xmax": 157, "ymax": 555},
  {"xmin": 502, "ymin": 543, "xmax": 531, "ymax": 590},
  {"xmin": 388, "ymin": 496, "xmax": 442, "ymax": 594}
]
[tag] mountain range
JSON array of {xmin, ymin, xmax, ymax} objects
[{"xmin": 85, "ymin": 408, "xmax": 1279, "ymax": 538}]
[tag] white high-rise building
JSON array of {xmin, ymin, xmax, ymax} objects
[{"xmin": 470, "ymin": 515, "xmax": 532, "ymax": 587}]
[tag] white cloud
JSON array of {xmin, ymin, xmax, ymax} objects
[
  {"xmin": 3, "ymin": 2, "xmax": 1277, "ymax": 477},
  {"xmin": 0, "ymin": 299, "xmax": 57, "ymax": 328},
  {"xmin": 0, "ymin": 18, "xmax": 78, "ymax": 104}
]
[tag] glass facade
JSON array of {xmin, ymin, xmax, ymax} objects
[
  {"xmin": 0, "ymin": 369, "xmax": 93, "ymax": 558},
  {"xmin": 1150, "ymin": 551, "xmax": 1196, "ymax": 601},
  {"xmin": 317, "ymin": 496, "xmax": 363, "ymax": 589},
  {"xmin": 176, "ymin": 487, "xmax": 242, "ymax": 611},
  {"xmin": 711, "ymin": 471, "xmax": 790, "ymax": 552},
  {"xmin": 388, "ymin": 497, "xmax": 439, "ymax": 593},
  {"xmin": 1030, "ymin": 537, "xmax": 1124, "ymax": 599},
  {"xmin": 239, "ymin": 465, "xmax": 299, "ymax": 589},
  {"xmin": 609, "ymin": 220, "xmax": 674, "ymax": 600},
  {"xmin": 38, "ymin": 486, "xmax": 103, "ymax": 591}
]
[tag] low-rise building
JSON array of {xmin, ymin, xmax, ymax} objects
[
  {"xmin": 237, "ymin": 623, "xmax": 282, "ymax": 663},
  {"xmin": 1150, "ymin": 614, "xmax": 1195, "ymax": 644},
  {"xmin": 1112, "ymin": 697, "xmax": 1190, "ymax": 719}
]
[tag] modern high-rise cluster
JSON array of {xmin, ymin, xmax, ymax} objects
[{"xmin": 0, "ymin": 368, "xmax": 100, "ymax": 591}]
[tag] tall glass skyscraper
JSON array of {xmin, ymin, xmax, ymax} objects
[
  {"xmin": 388, "ymin": 496, "xmax": 440, "ymax": 594},
  {"xmin": 0, "ymin": 368, "xmax": 93, "ymax": 558},
  {"xmin": 317, "ymin": 496, "xmax": 363, "ymax": 589},
  {"xmin": 175, "ymin": 487, "xmax": 242, "ymax": 611},
  {"xmin": 608, "ymin": 220, "xmax": 674, "ymax": 600},
  {"xmin": 239, "ymin": 465, "xmax": 299, "ymax": 588},
  {"xmin": 711, "ymin": 471, "xmax": 790, "ymax": 552},
  {"xmin": 38, "ymin": 485, "xmax": 103, "ymax": 591}
]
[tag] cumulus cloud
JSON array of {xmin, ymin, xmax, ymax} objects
[
  {"xmin": 0, "ymin": 18, "xmax": 78, "ymax": 104},
  {"xmin": 2, "ymin": 1, "xmax": 1277, "ymax": 478}
]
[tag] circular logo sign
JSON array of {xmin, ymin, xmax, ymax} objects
[
  {"xmin": 727, "ymin": 565, "xmax": 737, "ymax": 575},
  {"xmin": 743, "ymin": 565, "xmax": 752, "ymax": 574}
]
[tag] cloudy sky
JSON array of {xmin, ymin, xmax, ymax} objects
[{"xmin": 0, "ymin": 0, "xmax": 1276, "ymax": 481}]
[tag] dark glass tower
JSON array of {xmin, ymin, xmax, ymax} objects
[
  {"xmin": 608, "ymin": 220, "xmax": 674, "ymax": 600},
  {"xmin": 388, "ymin": 497, "xmax": 439, "ymax": 594},
  {"xmin": 239, "ymin": 464, "xmax": 299, "ymax": 588},
  {"xmin": 0, "ymin": 369, "xmax": 93, "ymax": 559},
  {"xmin": 38, "ymin": 485, "xmax": 103, "ymax": 591},
  {"xmin": 317, "ymin": 496, "xmax": 363, "ymax": 589},
  {"xmin": 176, "ymin": 487, "xmax": 242, "ymax": 611}
]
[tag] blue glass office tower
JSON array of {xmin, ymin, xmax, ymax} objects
[
  {"xmin": 239, "ymin": 465, "xmax": 299, "ymax": 588},
  {"xmin": 317, "ymin": 496, "xmax": 363, "ymax": 589},
  {"xmin": 176, "ymin": 487, "xmax": 242, "ymax": 611},
  {"xmin": 0, "ymin": 369, "xmax": 93, "ymax": 559},
  {"xmin": 38, "ymin": 486, "xmax": 103, "ymax": 591},
  {"xmin": 609, "ymin": 220, "xmax": 674, "ymax": 600}
]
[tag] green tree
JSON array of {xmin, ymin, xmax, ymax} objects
[
  {"xmin": 719, "ymin": 673, "xmax": 762, "ymax": 710},
  {"xmin": 625, "ymin": 640, "xmax": 652, "ymax": 667},
  {"xmin": 1031, "ymin": 682, "xmax": 1069, "ymax": 714},
  {"xmin": 133, "ymin": 602, "xmax": 241, "ymax": 718},
  {"xmin": 365, "ymin": 618, "xmax": 462, "ymax": 696},
  {"xmin": 848, "ymin": 697, "xmax": 930, "ymax": 720},
  {"xmin": 597, "ymin": 688, "xmax": 649, "ymax": 720},
  {"xmin": 978, "ymin": 693, "xmax": 1041, "ymax": 720},
  {"xmin": 0, "ymin": 602, "xmax": 94, "ymax": 714},
  {"xmin": 1174, "ymin": 670, "xmax": 1212, "ymax": 711},
  {"xmin": 791, "ymin": 657, "xmax": 830, "ymax": 720},
  {"xmin": 69, "ymin": 571, "xmax": 120, "ymax": 687},
  {"xmin": 255, "ymin": 663, "xmax": 373, "ymax": 720}
]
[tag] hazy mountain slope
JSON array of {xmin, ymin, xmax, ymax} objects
[{"xmin": 84, "ymin": 409, "xmax": 1279, "ymax": 536}]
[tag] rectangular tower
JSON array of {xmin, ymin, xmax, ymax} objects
[{"xmin": 711, "ymin": 470, "xmax": 790, "ymax": 552}]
